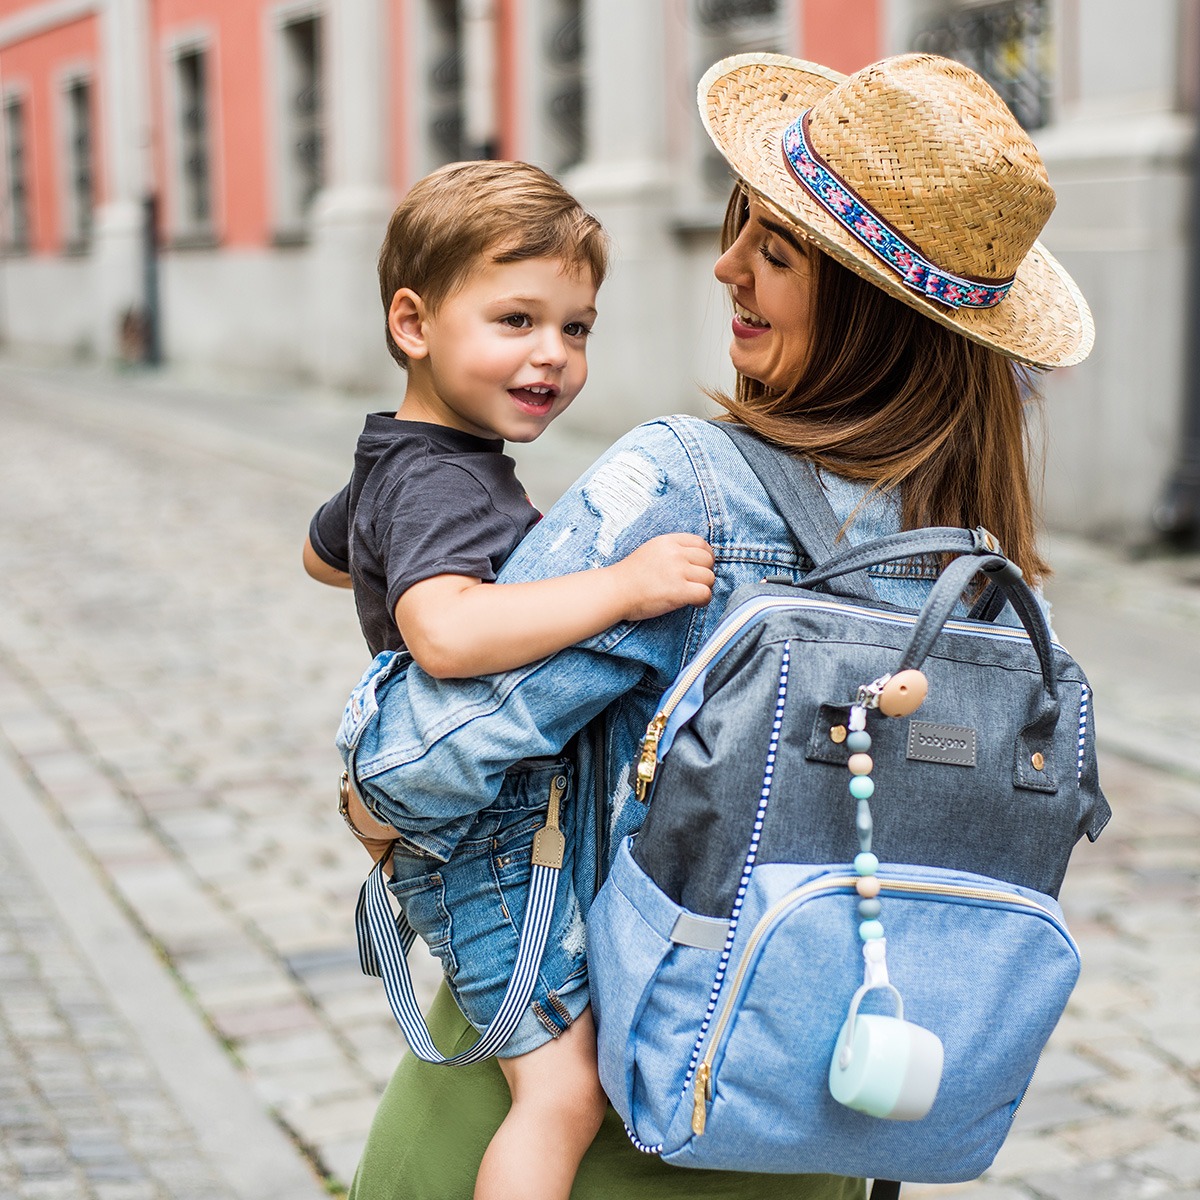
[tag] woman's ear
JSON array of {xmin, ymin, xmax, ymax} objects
[{"xmin": 388, "ymin": 289, "xmax": 429, "ymax": 360}]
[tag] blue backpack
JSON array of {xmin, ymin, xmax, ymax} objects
[{"xmin": 588, "ymin": 427, "xmax": 1110, "ymax": 1195}]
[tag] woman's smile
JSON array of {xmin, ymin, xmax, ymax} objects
[{"xmin": 731, "ymin": 303, "xmax": 771, "ymax": 338}]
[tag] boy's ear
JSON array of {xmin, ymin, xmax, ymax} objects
[{"xmin": 388, "ymin": 289, "xmax": 430, "ymax": 360}]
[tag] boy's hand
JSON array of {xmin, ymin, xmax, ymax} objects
[{"xmin": 614, "ymin": 534, "xmax": 715, "ymax": 621}]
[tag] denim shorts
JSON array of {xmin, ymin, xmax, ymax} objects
[{"xmin": 386, "ymin": 757, "xmax": 590, "ymax": 1059}]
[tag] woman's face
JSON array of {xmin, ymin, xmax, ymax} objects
[{"xmin": 714, "ymin": 195, "xmax": 817, "ymax": 391}]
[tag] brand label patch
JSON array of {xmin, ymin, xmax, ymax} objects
[{"xmin": 907, "ymin": 721, "xmax": 977, "ymax": 767}]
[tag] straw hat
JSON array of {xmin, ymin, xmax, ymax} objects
[{"xmin": 698, "ymin": 52, "xmax": 1093, "ymax": 369}]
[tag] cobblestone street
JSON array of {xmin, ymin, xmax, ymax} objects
[{"xmin": 0, "ymin": 361, "xmax": 1198, "ymax": 1198}]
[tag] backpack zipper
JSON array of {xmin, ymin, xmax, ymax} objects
[
  {"xmin": 635, "ymin": 594, "xmax": 1049, "ymax": 801},
  {"xmin": 689, "ymin": 875, "xmax": 1071, "ymax": 1136}
]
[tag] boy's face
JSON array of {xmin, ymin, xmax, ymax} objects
[{"xmin": 400, "ymin": 255, "xmax": 598, "ymax": 443}]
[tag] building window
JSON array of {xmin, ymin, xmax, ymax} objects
[
  {"xmin": 542, "ymin": 0, "xmax": 584, "ymax": 172},
  {"xmin": 4, "ymin": 95, "xmax": 30, "ymax": 253},
  {"xmin": 174, "ymin": 48, "xmax": 213, "ymax": 237},
  {"xmin": 63, "ymin": 78, "xmax": 94, "ymax": 251},
  {"xmin": 279, "ymin": 14, "xmax": 324, "ymax": 233},
  {"xmin": 423, "ymin": 0, "xmax": 464, "ymax": 165},
  {"xmin": 912, "ymin": 0, "xmax": 1052, "ymax": 130},
  {"xmin": 687, "ymin": 0, "xmax": 786, "ymax": 203}
]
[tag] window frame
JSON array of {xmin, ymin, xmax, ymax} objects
[{"xmin": 268, "ymin": 1, "xmax": 326, "ymax": 245}]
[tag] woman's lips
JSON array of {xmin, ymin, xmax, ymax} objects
[{"xmin": 731, "ymin": 313, "xmax": 770, "ymax": 339}]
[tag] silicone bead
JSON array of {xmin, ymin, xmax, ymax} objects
[
  {"xmin": 878, "ymin": 669, "xmax": 929, "ymax": 718},
  {"xmin": 858, "ymin": 919, "xmax": 885, "ymax": 941},
  {"xmin": 846, "ymin": 730, "xmax": 872, "ymax": 753},
  {"xmin": 849, "ymin": 775, "xmax": 875, "ymax": 800},
  {"xmin": 855, "ymin": 875, "xmax": 882, "ymax": 898},
  {"xmin": 847, "ymin": 753, "xmax": 874, "ymax": 776},
  {"xmin": 858, "ymin": 898, "xmax": 882, "ymax": 919},
  {"xmin": 854, "ymin": 851, "xmax": 879, "ymax": 877}
]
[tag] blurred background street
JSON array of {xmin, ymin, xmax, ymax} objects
[{"xmin": 0, "ymin": 360, "xmax": 1198, "ymax": 1199}]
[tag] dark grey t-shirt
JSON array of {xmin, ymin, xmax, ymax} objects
[{"xmin": 309, "ymin": 415, "xmax": 540, "ymax": 656}]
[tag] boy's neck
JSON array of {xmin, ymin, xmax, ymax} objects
[{"xmin": 394, "ymin": 369, "xmax": 499, "ymax": 441}]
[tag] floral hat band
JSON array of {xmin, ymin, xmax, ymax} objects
[{"xmin": 781, "ymin": 112, "xmax": 1014, "ymax": 312}]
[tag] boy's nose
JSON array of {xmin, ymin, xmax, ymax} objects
[{"xmin": 533, "ymin": 331, "xmax": 568, "ymax": 369}]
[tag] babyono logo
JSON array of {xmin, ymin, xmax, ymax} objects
[{"xmin": 907, "ymin": 721, "xmax": 977, "ymax": 768}]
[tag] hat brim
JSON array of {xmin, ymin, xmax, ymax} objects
[{"xmin": 698, "ymin": 53, "xmax": 1094, "ymax": 369}]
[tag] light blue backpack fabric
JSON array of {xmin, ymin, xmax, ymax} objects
[{"xmin": 588, "ymin": 428, "xmax": 1109, "ymax": 1185}]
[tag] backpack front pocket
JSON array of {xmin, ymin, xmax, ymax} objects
[{"xmin": 666, "ymin": 864, "xmax": 1080, "ymax": 1182}]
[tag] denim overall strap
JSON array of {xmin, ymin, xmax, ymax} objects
[
  {"xmin": 354, "ymin": 796, "xmax": 566, "ymax": 1064},
  {"xmin": 716, "ymin": 422, "xmax": 878, "ymax": 602},
  {"xmin": 355, "ymin": 860, "xmax": 560, "ymax": 1064}
]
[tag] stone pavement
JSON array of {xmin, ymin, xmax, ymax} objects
[{"xmin": 0, "ymin": 359, "xmax": 1198, "ymax": 1198}]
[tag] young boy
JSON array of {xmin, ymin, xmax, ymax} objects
[{"xmin": 303, "ymin": 161, "xmax": 714, "ymax": 1200}]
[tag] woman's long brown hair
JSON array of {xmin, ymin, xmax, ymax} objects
[{"xmin": 714, "ymin": 188, "xmax": 1049, "ymax": 584}]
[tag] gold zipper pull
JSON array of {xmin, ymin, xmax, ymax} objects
[
  {"xmin": 635, "ymin": 713, "xmax": 667, "ymax": 802},
  {"xmin": 691, "ymin": 1062, "xmax": 711, "ymax": 1136}
]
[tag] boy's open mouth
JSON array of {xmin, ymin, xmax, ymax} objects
[{"xmin": 509, "ymin": 385, "xmax": 558, "ymax": 412}]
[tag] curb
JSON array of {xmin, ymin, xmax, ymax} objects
[{"xmin": 0, "ymin": 745, "xmax": 331, "ymax": 1200}]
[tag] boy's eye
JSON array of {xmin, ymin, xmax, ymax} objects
[
  {"xmin": 563, "ymin": 321, "xmax": 592, "ymax": 339},
  {"xmin": 500, "ymin": 313, "xmax": 532, "ymax": 329}
]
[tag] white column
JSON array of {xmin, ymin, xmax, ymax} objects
[
  {"xmin": 92, "ymin": 0, "xmax": 151, "ymax": 361},
  {"xmin": 559, "ymin": 0, "xmax": 682, "ymax": 440},
  {"xmin": 1036, "ymin": 0, "xmax": 1192, "ymax": 537},
  {"xmin": 309, "ymin": 0, "xmax": 397, "ymax": 390},
  {"xmin": 462, "ymin": 0, "xmax": 496, "ymax": 157}
]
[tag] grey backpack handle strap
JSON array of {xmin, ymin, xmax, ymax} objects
[{"xmin": 716, "ymin": 422, "xmax": 878, "ymax": 602}]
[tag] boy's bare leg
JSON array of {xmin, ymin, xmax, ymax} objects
[{"xmin": 474, "ymin": 1006, "xmax": 606, "ymax": 1200}]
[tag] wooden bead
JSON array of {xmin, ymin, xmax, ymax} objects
[
  {"xmin": 855, "ymin": 875, "xmax": 882, "ymax": 898},
  {"xmin": 878, "ymin": 669, "xmax": 928, "ymax": 718},
  {"xmin": 848, "ymin": 753, "xmax": 873, "ymax": 776}
]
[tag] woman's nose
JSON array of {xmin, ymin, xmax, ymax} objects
[{"xmin": 714, "ymin": 234, "xmax": 750, "ymax": 288}]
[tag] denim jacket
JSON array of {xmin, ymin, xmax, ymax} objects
[{"xmin": 339, "ymin": 415, "xmax": 1028, "ymax": 907}]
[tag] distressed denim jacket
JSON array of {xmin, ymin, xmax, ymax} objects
[{"xmin": 338, "ymin": 415, "xmax": 1029, "ymax": 910}]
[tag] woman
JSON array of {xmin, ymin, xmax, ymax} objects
[{"xmin": 341, "ymin": 51, "xmax": 1092, "ymax": 1199}]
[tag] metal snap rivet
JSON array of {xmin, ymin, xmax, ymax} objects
[
  {"xmin": 1031, "ymin": 752, "xmax": 1045, "ymax": 771},
  {"xmin": 554, "ymin": 775, "xmax": 567, "ymax": 789},
  {"xmin": 830, "ymin": 725, "xmax": 847, "ymax": 744}
]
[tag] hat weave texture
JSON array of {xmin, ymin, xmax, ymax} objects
[{"xmin": 699, "ymin": 52, "xmax": 1093, "ymax": 368}]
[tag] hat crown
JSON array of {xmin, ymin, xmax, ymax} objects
[{"xmin": 805, "ymin": 54, "xmax": 1055, "ymax": 281}]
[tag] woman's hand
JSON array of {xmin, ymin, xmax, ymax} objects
[{"xmin": 611, "ymin": 533, "xmax": 715, "ymax": 621}]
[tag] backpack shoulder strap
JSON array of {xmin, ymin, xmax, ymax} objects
[{"xmin": 715, "ymin": 421, "xmax": 878, "ymax": 602}]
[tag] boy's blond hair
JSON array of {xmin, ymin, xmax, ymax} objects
[{"xmin": 378, "ymin": 160, "xmax": 609, "ymax": 369}]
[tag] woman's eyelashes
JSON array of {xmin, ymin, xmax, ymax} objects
[{"xmin": 757, "ymin": 241, "xmax": 789, "ymax": 270}]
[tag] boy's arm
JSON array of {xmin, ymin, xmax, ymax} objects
[
  {"xmin": 303, "ymin": 535, "xmax": 353, "ymax": 588},
  {"xmin": 394, "ymin": 532, "xmax": 714, "ymax": 679}
]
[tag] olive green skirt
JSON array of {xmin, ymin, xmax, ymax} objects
[{"xmin": 348, "ymin": 983, "xmax": 863, "ymax": 1200}]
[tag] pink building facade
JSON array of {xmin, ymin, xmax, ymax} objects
[
  {"xmin": 0, "ymin": 0, "xmax": 883, "ymax": 426},
  {"xmin": 3, "ymin": 0, "xmax": 1194, "ymax": 538}
]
